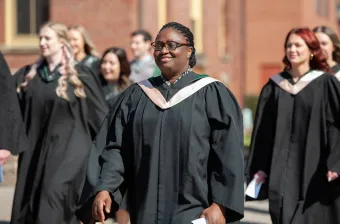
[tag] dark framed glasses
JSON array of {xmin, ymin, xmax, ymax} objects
[{"xmin": 151, "ymin": 41, "xmax": 191, "ymax": 51}]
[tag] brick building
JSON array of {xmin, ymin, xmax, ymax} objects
[
  {"xmin": 0, "ymin": 0, "xmax": 340, "ymax": 106},
  {"xmin": 245, "ymin": 0, "xmax": 340, "ymax": 95}
]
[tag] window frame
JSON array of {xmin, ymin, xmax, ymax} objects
[{"xmin": 4, "ymin": 0, "xmax": 44, "ymax": 48}]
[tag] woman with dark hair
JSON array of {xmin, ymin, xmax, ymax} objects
[
  {"xmin": 313, "ymin": 26, "xmax": 340, "ymax": 75},
  {"xmin": 77, "ymin": 22, "xmax": 244, "ymax": 224},
  {"xmin": 246, "ymin": 27, "xmax": 340, "ymax": 223},
  {"xmin": 99, "ymin": 47, "xmax": 131, "ymax": 104}
]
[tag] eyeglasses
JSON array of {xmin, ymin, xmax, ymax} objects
[{"xmin": 151, "ymin": 41, "xmax": 191, "ymax": 51}]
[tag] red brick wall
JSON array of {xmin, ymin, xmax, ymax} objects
[
  {"xmin": 245, "ymin": 0, "xmax": 340, "ymax": 96},
  {"xmin": 50, "ymin": 0, "xmax": 139, "ymax": 57},
  {"xmin": 167, "ymin": 0, "xmax": 191, "ymax": 27},
  {"xmin": 3, "ymin": 54, "xmax": 38, "ymax": 72},
  {"xmin": 139, "ymin": 0, "xmax": 159, "ymax": 37},
  {"xmin": 224, "ymin": 0, "xmax": 244, "ymax": 106},
  {"xmin": 246, "ymin": 0, "xmax": 301, "ymax": 95}
]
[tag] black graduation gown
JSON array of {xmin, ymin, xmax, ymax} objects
[
  {"xmin": 10, "ymin": 63, "xmax": 108, "ymax": 224},
  {"xmin": 331, "ymin": 64, "xmax": 340, "ymax": 74},
  {"xmin": 246, "ymin": 70, "xmax": 340, "ymax": 224},
  {"xmin": 99, "ymin": 75, "xmax": 121, "ymax": 105},
  {"xmin": 78, "ymin": 55, "xmax": 101, "ymax": 87},
  {"xmin": 0, "ymin": 52, "xmax": 26, "ymax": 153},
  {"xmin": 77, "ymin": 72, "xmax": 245, "ymax": 224}
]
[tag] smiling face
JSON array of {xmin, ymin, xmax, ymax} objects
[
  {"xmin": 68, "ymin": 29, "xmax": 85, "ymax": 57},
  {"xmin": 153, "ymin": 28, "xmax": 192, "ymax": 75},
  {"xmin": 100, "ymin": 52, "xmax": 121, "ymax": 83},
  {"xmin": 285, "ymin": 33, "xmax": 311, "ymax": 68},
  {"xmin": 39, "ymin": 26, "xmax": 63, "ymax": 58},
  {"xmin": 130, "ymin": 34, "xmax": 151, "ymax": 59}
]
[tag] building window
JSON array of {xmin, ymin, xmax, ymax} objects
[
  {"xmin": 316, "ymin": 0, "xmax": 329, "ymax": 17},
  {"xmin": 4, "ymin": 0, "xmax": 50, "ymax": 48},
  {"xmin": 17, "ymin": 0, "xmax": 50, "ymax": 35}
]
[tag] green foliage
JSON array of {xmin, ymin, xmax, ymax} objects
[
  {"xmin": 244, "ymin": 134, "xmax": 251, "ymax": 148},
  {"xmin": 243, "ymin": 95, "xmax": 259, "ymax": 149}
]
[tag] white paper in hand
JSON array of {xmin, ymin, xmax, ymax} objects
[
  {"xmin": 191, "ymin": 217, "xmax": 208, "ymax": 224},
  {"xmin": 245, "ymin": 176, "xmax": 262, "ymax": 199}
]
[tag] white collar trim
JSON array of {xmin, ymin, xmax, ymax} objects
[
  {"xmin": 270, "ymin": 70, "xmax": 324, "ymax": 95},
  {"xmin": 138, "ymin": 77, "xmax": 220, "ymax": 109}
]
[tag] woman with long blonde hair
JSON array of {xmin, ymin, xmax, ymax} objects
[
  {"xmin": 68, "ymin": 25, "xmax": 100, "ymax": 76},
  {"xmin": 11, "ymin": 22, "xmax": 108, "ymax": 224}
]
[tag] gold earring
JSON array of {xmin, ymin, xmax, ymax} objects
[{"xmin": 310, "ymin": 54, "xmax": 314, "ymax": 60}]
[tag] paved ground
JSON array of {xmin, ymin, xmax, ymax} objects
[
  {"xmin": 0, "ymin": 186, "xmax": 271, "ymax": 224},
  {"xmin": 0, "ymin": 156, "xmax": 271, "ymax": 223}
]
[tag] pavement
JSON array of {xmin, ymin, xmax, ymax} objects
[
  {"xmin": 0, "ymin": 156, "xmax": 271, "ymax": 224},
  {"xmin": 0, "ymin": 186, "xmax": 271, "ymax": 224}
]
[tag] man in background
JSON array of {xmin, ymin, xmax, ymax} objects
[{"xmin": 129, "ymin": 29, "xmax": 160, "ymax": 83}]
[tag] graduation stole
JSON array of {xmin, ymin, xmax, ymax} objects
[
  {"xmin": 270, "ymin": 70, "xmax": 324, "ymax": 95},
  {"xmin": 137, "ymin": 75, "xmax": 220, "ymax": 110},
  {"xmin": 334, "ymin": 70, "xmax": 340, "ymax": 81}
]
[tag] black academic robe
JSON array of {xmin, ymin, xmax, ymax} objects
[
  {"xmin": 0, "ymin": 52, "xmax": 26, "ymax": 153},
  {"xmin": 99, "ymin": 75, "xmax": 121, "ymax": 105},
  {"xmin": 10, "ymin": 63, "xmax": 108, "ymax": 224},
  {"xmin": 77, "ymin": 72, "xmax": 245, "ymax": 224},
  {"xmin": 78, "ymin": 55, "xmax": 101, "ymax": 87},
  {"xmin": 246, "ymin": 70, "xmax": 340, "ymax": 224},
  {"xmin": 331, "ymin": 64, "xmax": 340, "ymax": 75}
]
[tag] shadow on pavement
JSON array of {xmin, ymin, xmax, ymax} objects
[{"xmin": 245, "ymin": 206, "xmax": 269, "ymax": 215}]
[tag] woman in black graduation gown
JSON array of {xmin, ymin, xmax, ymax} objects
[
  {"xmin": 10, "ymin": 22, "xmax": 108, "ymax": 224},
  {"xmin": 246, "ymin": 27, "xmax": 340, "ymax": 224},
  {"xmin": 0, "ymin": 52, "xmax": 26, "ymax": 164},
  {"xmin": 313, "ymin": 26, "xmax": 340, "ymax": 75},
  {"xmin": 68, "ymin": 25, "xmax": 101, "ymax": 84},
  {"xmin": 77, "ymin": 22, "xmax": 244, "ymax": 224},
  {"xmin": 99, "ymin": 47, "xmax": 131, "ymax": 106}
]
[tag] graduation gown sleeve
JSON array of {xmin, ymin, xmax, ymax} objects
[
  {"xmin": 325, "ymin": 75, "xmax": 340, "ymax": 175},
  {"xmin": 0, "ymin": 52, "xmax": 27, "ymax": 154},
  {"xmin": 78, "ymin": 66, "xmax": 108, "ymax": 138},
  {"xmin": 245, "ymin": 81, "xmax": 277, "ymax": 199},
  {"xmin": 205, "ymin": 82, "xmax": 244, "ymax": 222},
  {"xmin": 76, "ymin": 85, "xmax": 140, "ymax": 222}
]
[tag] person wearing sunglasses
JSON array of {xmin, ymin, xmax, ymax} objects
[{"xmin": 77, "ymin": 22, "xmax": 244, "ymax": 224}]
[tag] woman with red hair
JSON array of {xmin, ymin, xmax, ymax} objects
[{"xmin": 246, "ymin": 27, "xmax": 340, "ymax": 223}]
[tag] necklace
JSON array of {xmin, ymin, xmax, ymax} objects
[{"xmin": 161, "ymin": 67, "xmax": 192, "ymax": 87}]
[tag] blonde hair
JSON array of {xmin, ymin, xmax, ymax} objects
[
  {"xmin": 68, "ymin": 25, "xmax": 100, "ymax": 57},
  {"xmin": 17, "ymin": 22, "xmax": 86, "ymax": 100}
]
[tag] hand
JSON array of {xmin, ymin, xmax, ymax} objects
[
  {"xmin": 92, "ymin": 190, "xmax": 112, "ymax": 224},
  {"xmin": 0, "ymin": 149, "xmax": 11, "ymax": 165},
  {"xmin": 255, "ymin": 170, "xmax": 267, "ymax": 184},
  {"xmin": 200, "ymin": 203, "xmax": 226, "ymax": 224},
  {"xmin": 327, "ymin": 171, "xmax": 339, "ymax": 182}
]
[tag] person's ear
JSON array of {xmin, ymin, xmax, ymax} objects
[{"xmin": 187, "ymin": 47, "xmax": 193, "ymax": 59}]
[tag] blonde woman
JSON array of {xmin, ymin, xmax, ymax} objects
[
  {"xmin": 10, "ymin": 22, "xmax": 108, "ymax": 224},
  {"xmin": 68, "ymin": 25, "xmax": 100, "ymax": 74}
]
